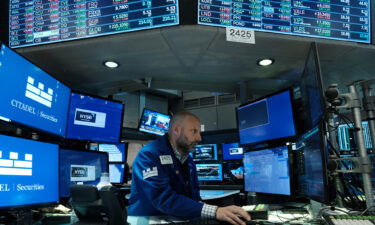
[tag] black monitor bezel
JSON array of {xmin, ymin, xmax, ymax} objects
[
  {"xmin": 108, "ymin": 162, "xmax": 127, "ymax": 185},
  {"xmin": 236, "ymin": 88, "xmax": 298, "ymax": 147},
  {"xmin": 65, "ymin": 90, "xmax": 125, "ymax": 143},
  {"xmin": 138, "ymin": 108, "xmax": 170, "ymax": 136}
]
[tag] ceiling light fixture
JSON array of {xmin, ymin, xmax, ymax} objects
[
  {"xmin": 103, "ymin": 60, "xmax": 119, "ymax": 68},
  {"xmin": 257, "ymin": 58, "xmax": 274, "ymax": 66}
]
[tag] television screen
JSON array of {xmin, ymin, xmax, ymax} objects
[
  {"xmin": 99, "ymin": 143, "xmax": 127, "ymax": 162},
  {"xmin": 222, "ymin": 143, "xmax": 243, "ymax": 160},
  {"xmin": 139, "ymin": 109, "xmax": 170, "ymax": 136},
  {"xmin": 196, "ymin": 163, "xmax": 222, "ymax": 181},
  {"xmin": 191, "ymin": 144, "xmax": 217, "ymax": 161},
  {"xmin": 237, "ymin": 89, "xmax": 296, "ymax": 146},
  {"xmin": 222, "ymin": 161, "xmax": 244, "ymax": 185},
  {"xmin": 0, "ymin": 44, "xmax": 70, "ymax": 137},
  {"xmin": 9, "ymin": 0, "xmax": 180, "ymax": 48},
  {"xmin": 244, "ymin": 145, "xmax": 291, "ymax": 196},
  {"xmin": 109, "ymin": 163, "xmax": 126, "ymax": 184},
  {"xmin": 66, "ymin": 92, "xmax": 124, "ymax": 143},
  {"xmin": 0, "ymin": 134, "xmax": 59, "ymax": 208},
  {"xmin": 59, "ymin": 149, "xmax": 108, "ymax": 198},
  {"xmin": 337, "ymin": 121, "xmax": 373, "ymax": 151}
]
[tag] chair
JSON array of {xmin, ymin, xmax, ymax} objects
[{"xmin": 70, "ymin": 184, "xmax": 129, "ymax": 225}]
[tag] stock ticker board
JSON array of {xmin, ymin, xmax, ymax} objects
[
  {"xmin": 9, "ymin": 0, "xmax": 179, "ymax": 48},
  {"xmin": 198, "ymin": 0, "xmax": 371, "ymax": 43}
]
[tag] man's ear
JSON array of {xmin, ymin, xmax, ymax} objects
[{"xmin": 172, "ymin": 124, "xmax": 181, "ymax": 136}]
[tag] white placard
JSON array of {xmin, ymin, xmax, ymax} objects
[{"xmin": 226, "ymin": 27, "xmax": 255, "ymax": 44}]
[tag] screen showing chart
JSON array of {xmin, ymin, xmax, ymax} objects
[
  {"xmin": 198, "ymin": 0, "xmax": 370, "ymax": 43},
  {"xmin": 196, "ymin": 163, "xmax": 223, "ymax": 181},
  {"xmin": 9, "ymin": 0, "xmax": 179, "ymax": 48}
]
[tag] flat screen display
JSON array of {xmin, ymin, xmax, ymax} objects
[
  {"xmin": 222, "ymin": 161, "xmax": 244, "ymax": 185},
  {"xmin": 9, "ymin": 0, "xmax": 180, "ymax": 48},
  {"xmin": 191, "ymin": 144, "xmax": 217, "ymax": 161},
  {"xmin": 222, "ymin": 143, "xmax": 243, "ymax": 160},
  {"xmin": 59, "ymin": 149, "xmax": 108, "ymax": 198},
  {"xmin": 99, "ymin": 143, "xmax": 127, "ymax": 162},
  {"xmin": 109, "ymin": 163, "xmax": 125, "ymax": 184},
  {"xmin": 244, "ymin": 145, "xmax": 291, "ymax": 195},
  {"xmin": 198, "ymin": 0, "xmax": 370, "ymax": 43},
  {"xmin": 139, "ymin": 108, "xmax": 170, "ymax": 136},
  {"xmin": 337, "ymin": 121, "xmax": 373, "ymax": 151},
  {"xmin": 0, "ymin": 44, "xmax": 70, "ymax": 137},
  {"xmin": 66, "ymin": 92, "xmax": 124, "ymax": 143},
  {"xmin": 196, "ymin": 163, "xmax": 223, "ymax": 181},
  {"xmin": 237, "ymin": 89, "xmax": 296, "ymax": 146},
  {"xmin": 0, "ymin": 134, "xmax": 59, "ymax": 208}
]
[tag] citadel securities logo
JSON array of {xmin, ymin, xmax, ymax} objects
[
  {"xmin": 0, "ymin": 151, "xmax": 33, "ymax": 176},
  {"xmin": 25, "ymin": 76, "xmax": 53, "ymax": 108},
  {"xmin": 74, "ymin": 108, "xmax": 106, "ymax": 128}
]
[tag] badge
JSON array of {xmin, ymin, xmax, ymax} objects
[{"xmin": 159, "ymin": 155, "xmax": 173, "ymax": 165}]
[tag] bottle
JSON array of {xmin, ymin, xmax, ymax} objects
[{"xmin": 97, "ymin": 172, "xmax": 112, "ymax": 190}]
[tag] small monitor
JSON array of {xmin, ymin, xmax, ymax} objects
[
  {"xmin": 196, "ymin": 163, "xmax": 222, "ymax": 181},
  {"xmin": 59, "ymin": 149, "xmax": 109, "ymax": 198},
  {"xmin": 0, "ymin": 134, "xmax": 59, "ymax": 208},
  {"xmin": 139, "ymin": 108, "xmax": 171, "ymax": 136},
  {"xmin": 222, "ymin": 143, "xmax": 243, "ymax": 160},
  {"xmin": 0, "ymin": 44, "xmax": 70, "ymax": 137},
  {"xmin": 99, "ymin": 143, "xmax": 127, "ymax": 163},
  {"xmin": 109, "ymin": 163, "xmax": 126, "ymax": 184},
  {"xmin": 337, "ymin": 121, "xmax": 373, "ymax": 151},
  {"xmin": 237, "ymin": 89, "xmax": 296, "ymax": 146},
  {"xmin": 191, "ymin": 144, "xmax": 217, "ymax": 161},
  {"xmin": 222, "ymin": 161, "xmax": 244, "ymax": 185},
  {"xmin": 66, "ymin": 92, "xmax": 124, "ymax": 143},
  {"xmin": 244, "ymin": 145, "xmax": 291, "ymax": 196}
]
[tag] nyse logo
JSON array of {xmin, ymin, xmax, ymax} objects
[
  {"xmin": 73, "ymin": 108, "xmax": 106, "ymax": 128},
  {"xmin": 70, "ymin": 165, "xmax": 95, "ymax": 182},
  {"xmin": 71, "ymin": 167, "xmax": 87, "ymax": 177},
  {"xmin": 76, "ymin": 111, "xmax": 96, "ymax": 123}
]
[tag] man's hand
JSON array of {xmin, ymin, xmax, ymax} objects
[{"xmin": 216, "ymin": 205, "xmax": 251, "ymax": 225}]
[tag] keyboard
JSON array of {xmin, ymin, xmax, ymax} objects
[
  {"xmin": 152, "ymin": 220, "xmax": 282, "ymax": 225},
  {"xmin": 323, "ymin": 214, "xmax": 375, "ymax": 225}
]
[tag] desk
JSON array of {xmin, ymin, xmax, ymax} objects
[{"xmin": 200, "ymin": 190, "xmax": 240, "ymax": 200}]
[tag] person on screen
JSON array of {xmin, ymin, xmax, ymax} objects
[{"xmin": 128, "ymin": 112, "xmax": 250, "ymax": 225}]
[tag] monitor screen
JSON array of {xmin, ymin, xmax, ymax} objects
[
  {"xmin": 196, "ymin": 163, "xmax": 223, "ymax": 181},
  {"xmin": 292, "ymin": 125, "xmax": 330, "ymax": 203},
  {"xmin": 237, "ymin": 89, "xmax": 296, "ymax": 146},
  {"xmin": 244, "ymin": 145, "xmax": 291, "ymax": 196},
  {"xmin": 198, "ymin": 0, "xmax": 370, "ymax": 43},
  {"xmin": 59, "ymin": 149, "xmax": 109, "ymax": 198},
  {"xmin": 0, "ymin": 134, "xmax": 59, "ymax": 208},
  {"xmin": 300, "ymin": 43, "xmax": 325, "ymax": 131},
  {"xmin": 222, "ymin": 161, "xmax": 244, "ymax": 185},
  {"xmin": 222, "ymin": 143, "xmax": 243, "ymax": 160},
  {"xmin": 99, "ymin": 143, "xmax": 127, "ymax": 163},
  {"xmin": 66, "ymin": 92, "xmax": 124, "ymax": 143},
  {"xmin": 139, "ymin": 109, "xmax": 171, "ymax": 136},
  {"xmin": 0, "ymin": 44, "xmax": 70, "ymax": 137},
  {"xmin": 109, "ymin": 163, "xmax": 125, "ymax": 184},
  {"xmin": 337, "ymin": 121, "xmax": 373, "ymax": 151},
  {"xmin": 191, "ymin": 144, "xmax": 218, "ymax": 161},
  {"xmin": 9, "ymin": 0, "xmax": 180, "ymax": 48}
]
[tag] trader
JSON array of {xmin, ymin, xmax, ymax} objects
[{"xmin": 128, "ymin": 112, "xmax": 250, "ymax": 225}]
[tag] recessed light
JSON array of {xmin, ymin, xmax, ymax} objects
[
  {"xmin": 103, "ymin": 60, "xmax": 119, "ymax": 68},
  {"xmin": 257, "ymin": 58, "xmax": 274, "ymax": 66}
]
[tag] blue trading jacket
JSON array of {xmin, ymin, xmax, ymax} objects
[{"xmin": 128, "ymin": 135, "xmax": 203, "ymax": 219}]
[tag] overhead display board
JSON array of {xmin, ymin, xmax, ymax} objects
[
  {"xmin": 9, "ymin": 0, "xmax": 179, "ymax": 48},
  {"xmin": 198, "ymin": 0, "xmax": 371, "ymax": 43}
]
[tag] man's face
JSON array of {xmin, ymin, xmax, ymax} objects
[{"xmin": 175, "ymin": 116, "xmax": 202, "ymax": 154}]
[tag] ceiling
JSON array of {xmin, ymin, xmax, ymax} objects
[{"xmin": 14, "ymin": 24, "xmax": 375, "ymax": 99}]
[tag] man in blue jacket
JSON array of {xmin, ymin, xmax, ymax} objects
[{"xmin": 128, "ymin": 112, "xmax": 250, "ymax": 225}]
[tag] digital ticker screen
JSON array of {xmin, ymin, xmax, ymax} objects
[
  {"xmin": 9, "ymin": 0, "xmax": 179, "ymax": 48},
  {"xmin": 198, "ymin": 0, "xmax": 371, "ymax": 43}
]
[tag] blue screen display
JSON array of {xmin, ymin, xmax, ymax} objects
[
  {"xmin": 196, "ymin": 163, "xmax": 222, "ymax": 181},
  {"xmin": 59, "ymin": 149, "xmax": 108, "ymax": 198},
  {"xmin": 237, "ymin": 90, "xmax": 296, "ymax": 145},
  {"xmin": 338, "ymin": 121, "xmax": 373, "ymax": 151},
  {"xmin": 139, "ymin": 109, "xmax": 170, "ymax": 136},
  {"xmin": 191, "ymin": 144, "xmax": 217, "ymax": 161},
  {"xmin": 109, "ymin": 163, "xmax": 125, "ymax": 184},
  {"xmin": 66, "ymin": 92, "xmax": 124, "ymax": 143},
  {"xmin": 0, "ymin": 134, "xmax": 59, "ymax": 208},
  {"xmin": 222, "ymin": 143, "xmax": 243, "ymax": 160},
  {"xmin": 99, "ymin": 143, "xmax": 127, "ymax": 162},
  {"xmin": 0, "ymin": 44, "xmax": 70, "ymax": 137},
  {"xmin": 244, "ymin": 145, "xmax": 291, "ymax": 195}
]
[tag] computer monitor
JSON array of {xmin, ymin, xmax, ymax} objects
[
  {"xmin": 109, "ymin": 163, "xmax": 127, "ymax": 184},
  {"xmin": 196, "ymin": 163, "xmax": 222, "ymax": 181},
  {"xmin": 236, "ymin": 89, "xmax": 296, "ymax": 146},
  {"xmin": 337, "ymin": 121, "xmax": 373, "ymax": 151},
  {"xmin": 0, "ymin": 44, "xmax": 70, "ymax": 137},
  {"xmin": 222, "ymin": 161, "xmax": 244, "ymax": 185},
  {"xmin": 291, "ymin": 124, "xmax": 331, "ymax": 203},
  {"xmin": 222, "ymin": 143, "xmax": 243, "ymax": 160},
  {"xmin": 139, "ymin": 108, "xmax": 170, "ymax": 136},
  {"xmin": 99, "ymin": 143, "xmax": 127, "ymax": 163},
  {"xmin": 299, "ymin": 43, "xmax": 325, "ymax": 131},
  {"xmin": 191, "ymin": 144, "xmax": 218, "ymax": 161},
  {"xmin": 59, "ymin": 149, "xmax": 109, "ymax": 198},
  {"xmin": 0, "ymin": 134, "xmax": 59, "ymax": 208},
  {"xmin": 244, "ymin": 145, "xmax": 292, "ymax": 196},
  {"xmin": 66, "ymin": 92, "xmax": 124, "ymax": 143}
]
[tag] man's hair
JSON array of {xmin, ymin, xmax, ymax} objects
[{"xmin": 169, "ymin": 111, "xmax": 200, "ymax": 128}]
